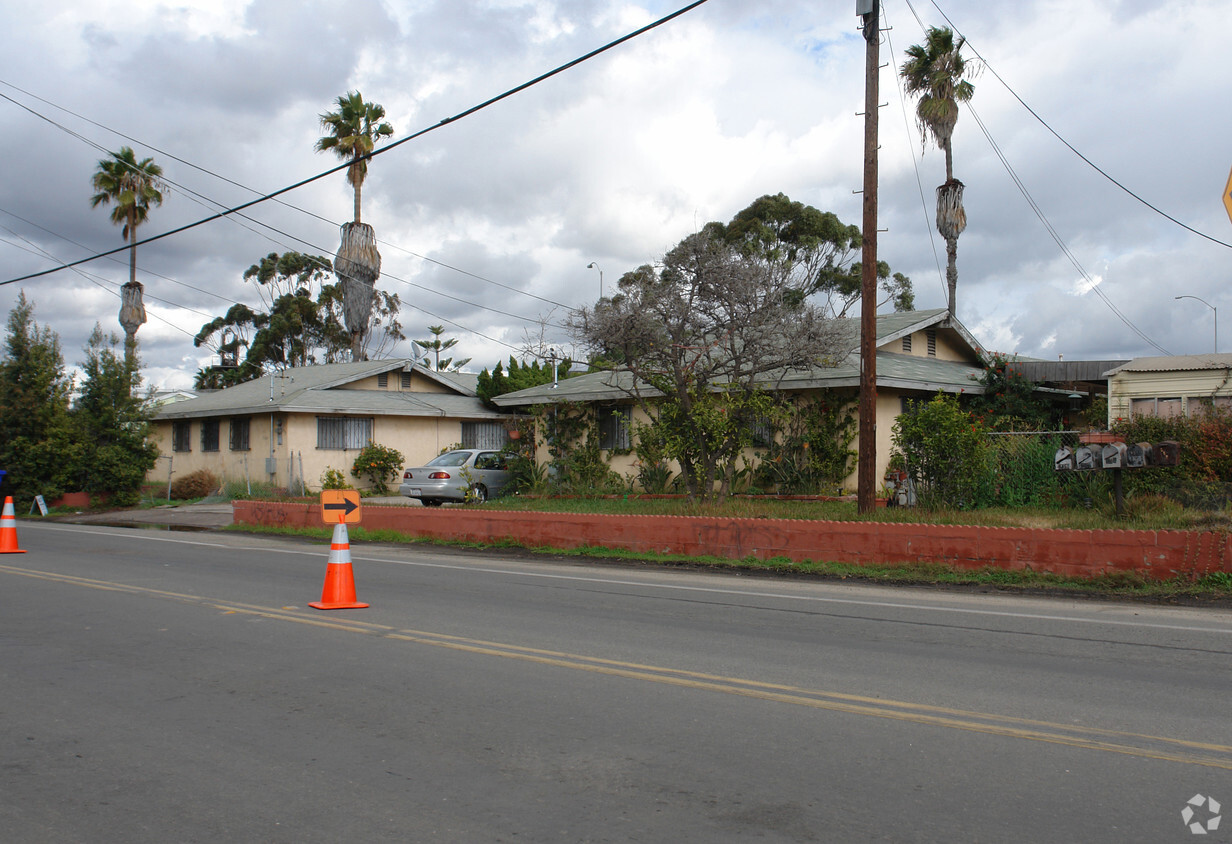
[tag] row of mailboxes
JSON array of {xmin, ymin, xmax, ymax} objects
[{"xmin": 1054, "ymin": 441, "xmax": 1179, "ymax": 472}]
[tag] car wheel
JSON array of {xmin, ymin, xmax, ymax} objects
[{"xmin": 469, "ymin": 484, "xmax": 487, "ymax": 503}]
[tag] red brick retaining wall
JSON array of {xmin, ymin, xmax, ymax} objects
[{"xmin": 231, "ymin": 500, "xmax": 1231, "ymax": 581}]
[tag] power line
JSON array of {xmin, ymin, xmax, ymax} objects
[
  {"xmin": 922, "ymin": 0, "xmax": 1232, "ymax": 251},
  {"xmin": 0, "ymin": 0, "xmax": 715, "ymax": 289},
  {"xmin": 0, "ymin": 79, "xmax": 575, "ymax": 312}
]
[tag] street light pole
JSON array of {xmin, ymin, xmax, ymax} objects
[
  {"xmin": 1175, "ymin": 295, "xmax": 1217, "ymax": 353},
  {"xmin": 587, "ymin": 262, "xmax": 603, "ymax": 299}
]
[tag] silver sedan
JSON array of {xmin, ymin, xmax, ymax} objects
[{"xmin": 398, "ymin": 449, "xmax": 513, "ymax": 506}]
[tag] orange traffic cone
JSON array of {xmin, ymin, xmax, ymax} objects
[
  {"xmin": 0, "ymin": 496, "xmax": 27, "ymax": 554},
  {"xmin": 309, "ymin": 522, "xmax": 368, "ymax": 610}
]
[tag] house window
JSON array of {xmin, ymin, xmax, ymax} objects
[
  {"xmin": 200, "ymin": 419, "xmax": 220, "ymax": 452},
  {"xmin": 902, "ymin": 334, "xmax": 912, "ymax": 353},
  {"xmin": 462, "ymin": 421, "xmax": 508, "ymax": 450},
  {"xmin": 229, "ymin": 417, "xmax": 251, "ymax": 451},
  {"xmin": 401, "ymin": 372, "xmax": 412, "ymax": 389},
  {"xmin": 172, "ymin": 420, "xmax": 192, "ymax": 453},
  {"xmin": 1131, "ymin": 397, "xmax": 1182, "ymax": 419},
  {"xmin": 926, "ymin": 329, "xmax": 937, "ymax": 357},
  {"xmin": 747, "ymin": 415, "xmax": 773, "ymax": 447},
  {"xmin": 317, "ymin": 416, "xmax": 372, "ymax": 450},
  {"xmin": 378, "ymin": 373, "xmax": 388, "ymax": 388},
  {"xmin": 597, "ymin": 406, "xmax": 631, "ymax": 450},
  {"xmin": 1188, "ymin": 396, "xmax": 1232, "ymax": 418},
  {"xmin": 1157, "ymin": 398, "xmax": 1182, "ymax": 419}
]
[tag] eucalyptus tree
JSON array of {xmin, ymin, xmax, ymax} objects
[
  {"xmin": 90, "ymin": 146, "xmax": 166, "ymax": 367},
  {"xmin": 315, "ymin": 91, "xmax": 394, "ymax": 361},
  {"xmin": 901, "ymin": 26, "xmax": 975, "ymax": 316}
]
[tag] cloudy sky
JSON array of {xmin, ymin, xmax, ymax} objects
[{"xmin": 2, "ymin": 0, "xmax": 1229, "ymax": 391}]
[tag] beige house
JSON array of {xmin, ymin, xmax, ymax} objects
[
  {"xmin": 1105, "ymin": 354, "xmax": 1232, "ymax": 422},
  {"xmin": 148, "ymin": 360, "xmax": 516, "ymax": 493},
  {"xmin": 492, "ymin": 308, "xmax": 989, "ymax": 490}
]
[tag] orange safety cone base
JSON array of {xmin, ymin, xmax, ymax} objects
[
  {"xmin": 0, "ymin": 496, "xmax": 26, "ymax": 554},
  {"xmin": 308, "ymin": 564, "xmax": 370, "ymax": 610},
  {"xmin": 309, "ymin": 522, "xmax": 367, "ymax": 609}
]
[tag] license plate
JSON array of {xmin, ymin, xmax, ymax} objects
[{"xmin": 409, "ymin": 489, "xmax": 421, "ymax": 497}]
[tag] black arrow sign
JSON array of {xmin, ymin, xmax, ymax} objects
[{"xmin": 323, "ymin": 497, "xmax": 359, "ymax": 518}]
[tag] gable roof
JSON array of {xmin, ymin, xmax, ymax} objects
[
  {"xmin": 492, "ymin": 309, "xmax": 987, "ymax": 407},
  {"xmin": 155, "ymin": 359, "xmax": 504, "ymax": 421}
]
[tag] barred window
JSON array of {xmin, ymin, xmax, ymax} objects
[
  {"xmin": 926, "ymin": 329, "xmax": 937, "ymax": 357},
  {"xmin": 172, "ymin": 420, "xmax": 192, "ymax": 452},
  {"xmin": 229, "ymin": 417, "xmax": 251, "ymax": 451},
  {"xmin": 400, "ymin": 371, "xmax": 412, "ymax": 389},
  {"xmin": 598, "ymin": 406, "xmax": 631, "ymax": 450},
  {"xmin": 902, "ymin": 334, "xmax": 912, "ymax": 353},
  {"xmin": 317, "ymin": 416, "xmax": 372, "ymax": 450},
  {"xmin": 378, "ymin": 372, "xmax": 388, "ymax": 388},
  {"xmin": 747, "ymin": 415, "xmax": 772, "ymax": 447},
  {"xmin": 200, "ymin": 419, "xmax": 220, "ymax": 452},
  {"xmin": 462, "ymin": 421, "xmax": 508, "ymax": 450}
]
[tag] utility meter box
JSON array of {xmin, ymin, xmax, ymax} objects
[
  {"xmin": 1054, "ymin": 447, "xmax": 1075, "ymax": 471},
  {"xmin": 1101, "ymin": 442, "xmax": 1128, "ymax": 469},
  {"xmin": 1074, "ymin": 445, "xmax": 1103, "ymax": 471},
  {"xmin": 1126, "ymin": 442, "xmax": 1153, "ymax": 468}
]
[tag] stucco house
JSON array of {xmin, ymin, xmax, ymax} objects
[
  {"xmin": 1105, "ymin": 354, "xmax": 1232, "ymax": 422},
  {"xmin": 492, "ymin": 308, "xmax": 990, "ymax": 490},
  {"xmin": 147, "ymin": 359, "xmax": 517, "ymax": 493}
]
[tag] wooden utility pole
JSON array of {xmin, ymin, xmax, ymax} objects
[{"xmin": 857, "ymin": 0, "xmax": 880, "ymax": 513}]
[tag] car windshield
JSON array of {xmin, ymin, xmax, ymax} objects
[{"xmin": 425, "ymin": 451, "xmax": 471, "ymax": 468}]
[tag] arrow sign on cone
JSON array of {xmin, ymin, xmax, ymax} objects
[{"xmin": 320, "ymin": 490, "xmax": 361, "ymax": 524}]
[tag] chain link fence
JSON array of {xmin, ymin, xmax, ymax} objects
[{"xmin": 984, "ymin": 431, "xmax": 1232, "ymax": 511}]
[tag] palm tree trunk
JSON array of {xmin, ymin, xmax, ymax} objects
[
  {"xmin": 945, "ymin": 234, "xmax": 958, "ymax": 316},
  {"xmin": 353, "ymin": 178, "xmax": 362, "ymax": 226}
]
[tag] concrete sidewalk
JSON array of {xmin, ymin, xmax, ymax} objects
[{"xmin": 51, "ymin": 495, "xmax": 421, "ymax": 530}]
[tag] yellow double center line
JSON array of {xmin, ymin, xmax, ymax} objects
[{"xmin": 6, "ymin": 562, "xmax": 1231, "ymax": 770}]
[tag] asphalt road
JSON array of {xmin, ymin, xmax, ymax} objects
[{"xmin": 3, "ymin": 520, "xmax": 1231, "ymax": 843}]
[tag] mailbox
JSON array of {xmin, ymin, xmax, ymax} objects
[
  {"xmin": 1101, "ymin": 441, "xmax": 1127, "ymax": 469},
  {"xmin": 1155, "ymin": 440, "xmax": 1181, "ymax": 467},
  {"xmin": 1054, "ymin": 447, "xmax": 1075, "ymax": 471},
  {"xmin": 1074, "ymin": 445, "xmax": 1102, "ymax": 471},
  {"xmin": 1125, "ymin": 442, "xmax": 1153, "ymax": 468}
]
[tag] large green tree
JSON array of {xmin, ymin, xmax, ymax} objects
[
  {"xmin": 193, "ymin": 251, "xmax": 403, "ymax": 387},
  {"xmin": 71, "ymin": 326, "xmax": 159, "ymax": 505},
  {"xmin": 90, "ymin": 146, "xmax": 166, "ymax": 366},
  {"xmin": 570, "ymin": 228, "xmax": 848, "ymax": 501},
  {"xmin": 0, "ymin": 293, "xmax": 76, "ymax": 502},
  {"xmin": 316, "ymin": 91, "xmax": 394, "ymax": 361},
  {"xmin": 901, "ymin": 26, "xmax": 975, "ymax": 316},
  {"xmin": 716, "ymin": 193, "xmax": 913, "ymax": 317}
]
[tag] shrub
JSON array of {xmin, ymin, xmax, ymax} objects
[
  {"xmin": 321, "ymin": 467, "xmax": 351, "ymax": 490},
  {"xmin": 170, "ymin": 469, "xmax": 219, "ymax": 500},
  {"xmin": 350, "ymin": 442, "xmax": 405, "ymax": 493},
  {"xmin": 891, "ymin": 392, "xmax": 991, "ymax": 509}
]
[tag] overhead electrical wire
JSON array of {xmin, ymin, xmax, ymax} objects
[
  {"xmin": 0, "ymin": 0, "xmax": 714, "ymax": 289},
  {"xmin": 899, "ymin": 0, "xmax": 1175, "ymax": 354},
  {"xmin": 881, "ymin": 6, "xmax": 948, "ymax": 302},
  {"xmin": 0, "ymin": 79, "xmax": 572, "ymax": 312},
  {"xmin": 922, "ymin": 0, "xmax": 1231, "ymax": 251}
]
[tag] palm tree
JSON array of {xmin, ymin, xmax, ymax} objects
[
  {"xmin": 316, "ymin": 92, "xmax": 394, "ymax": 361},
  {"xmin": 90, "ymin": 146, "xmax": 165, "ymax": 367},
  {"xmin": 901, "ymin": 26, "xmax": 974, "ymax": 316}
]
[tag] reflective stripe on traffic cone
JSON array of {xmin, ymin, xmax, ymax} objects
[
  {"xmin": 0, "ymin": 496, "xmax": 27, "ymax": 554},
  {"xmin": 308, "ymin": 521, "xmax": 368, "ymax": 610}
]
